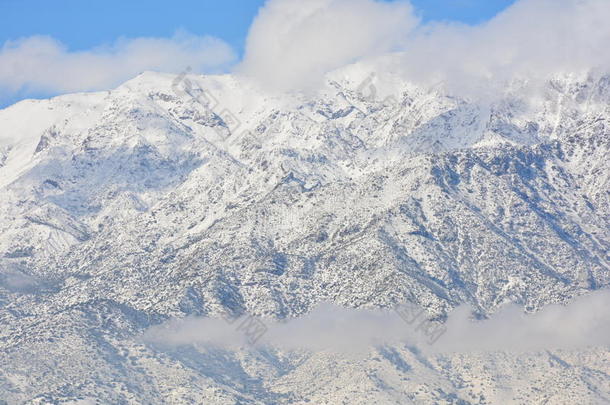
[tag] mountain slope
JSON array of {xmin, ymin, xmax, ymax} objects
[{"xmin": 0, "ymin": 68, "xmax": 608, "ymax": 403}]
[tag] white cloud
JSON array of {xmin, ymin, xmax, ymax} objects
[
  {"xmin": 143, "ymin": 289, "xmax": 610, "ymax": 354},
  {"xmin": 3, "ymin": 0, "xmax": 608, "ymax": 101},
  {"xmin": 0, "ymin": 32, "xmax": 236, "ymax": 95},
  {"xmin": 398, "ymin": 0, "xmax": 610, "ymax": 97},
  {"xmin": 238, "ymin": 0, "xmax": 418, "ymax": 92},
  {"xmin": 238, "ymin": 0, "xmax": 610, "ymax": 96}
]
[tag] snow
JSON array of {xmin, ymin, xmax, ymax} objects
[{"xmin": 0, "ymin": 66, "xmax": 608, "ymax": 403}]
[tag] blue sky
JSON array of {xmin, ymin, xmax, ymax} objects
[
  {"xmin": 0, "ymin": 0, "xmax": 517, "ymax": 108},
  {"xmin": 0, "ymin": 0, "xmax": 263, "ymax": 56},
  {"xmin": 1, "ymin": 0, "xmax": 515, "ymax": 56}
]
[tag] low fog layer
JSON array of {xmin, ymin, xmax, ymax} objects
[{"xmin": 144, "ymin": 289, "xmax": 610, "ymax": 354}]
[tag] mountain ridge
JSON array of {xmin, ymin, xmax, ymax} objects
[{"xmin": 0, "ymin": 67, "xmax": 608, "ymax": 403}]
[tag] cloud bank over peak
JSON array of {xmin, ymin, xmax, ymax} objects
[
  {"xmin": 238, "ymin": 0, "xmax": 610, "ymax": 95},
  {"xmin": 399, "ymin": 0, "xmax": 610, "ymax": 95},
  {"xmin": 238, "ymin": 0, "xmax": 418, "ymax": 92}
]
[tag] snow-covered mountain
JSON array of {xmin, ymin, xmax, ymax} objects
[{"xmin": 0, "ymin": 66, "xmax": 608, "ymax": 404}]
